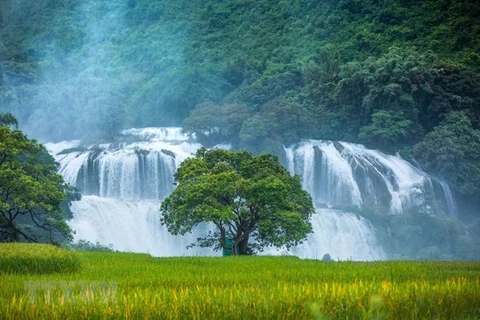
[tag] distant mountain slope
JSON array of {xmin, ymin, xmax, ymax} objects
[{"xmin": 0, "ymin": 0, "xmax": 478, "ymax": 137}]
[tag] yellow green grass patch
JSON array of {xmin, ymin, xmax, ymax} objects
[{"xmin": 0, "ymin": 243, "xmax": 81, "ymax": 275}]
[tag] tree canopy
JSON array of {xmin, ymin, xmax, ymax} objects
[
  {"xmin": 160, "ymin": 148, "xmax": 315, "ymax": 255},
  {"xmin": 413, "ymin": 111, "xmax": 480, "ymax": 196},
  {"xmin": 182, "ymin": 100, "xmax": 250, "ymax": 146},
  {"xmin": 0, "ymin": 116, "xmax": 72, "ymax": 243},
  {"xmin": 0, "ymin": 112, "xmax": 18, "ymax": 128}
]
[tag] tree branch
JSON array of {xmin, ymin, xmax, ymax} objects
[{"xmin": 11, "ymin": 224, "xmax": 39, "ymax": 243}]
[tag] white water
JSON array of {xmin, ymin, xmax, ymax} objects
[
  {"xmin": 69, "ymin": 196, "xmax": 217, "ymax": 256},
  {"xmin": 47, "ymin": 128, "xmax": 456, "ymax": 260},
  {"xmin": 121, "ymin": 127, "xmax": 192, "ymax": 142},
  {"xmin": 265, "ymin": 209, "xmax": 385, "ymax": 260},
  {"xmin": 49, "ymin": 128, "xmax": 201, "ymax": 200},
  {"xmin": 292, "ymin": 209, "xmax": 384, "ymax": 260},
  {"xmin": 47, "ymin": 129, "xmax": 219, "ymax": 256},
  {"xmin": 284, "ymin": 140, "xmax": 456, "ymax": 216}
]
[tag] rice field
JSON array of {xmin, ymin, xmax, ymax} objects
[
  {"xmin": 1, "ymin": 244, "xmax": 479, "ymax": 319},
  {"xmin": 0, "ymin": 243, "xmax": 81, "ymax": 274}
]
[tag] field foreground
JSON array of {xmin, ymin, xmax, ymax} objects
[{"xmin": 1, "ymin": 245, "xmax": 479, "ymax": 319}]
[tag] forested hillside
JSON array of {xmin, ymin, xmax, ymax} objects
[{"xmin": 1, "ymin": 0, "xmax": 479, "ymax": 215}]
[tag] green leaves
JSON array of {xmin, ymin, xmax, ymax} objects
[
  {"xmin": 359, "ymin": 110, "xmax": 417, "ymax": 152},
  {"xmin": 0, "ymin": 113, "xmax": 18, "ymax": 128},
  {"xmin": 160, "ymin": 148, "xmax": 314, "ymax": 254},
  {"xmin": 183, "ymin": 100, "xmax": 250, "ymax": 146},
  {"xmin": 2, "ymin": 0, "xmax": 480, "ymax": 155},
  {"xmin": 0, "ymin": 118, "xmax": 73, "ymax": 243},
  {"xmin": 413, "ymin": 111, "xmax": 480, "ymax": 195}
]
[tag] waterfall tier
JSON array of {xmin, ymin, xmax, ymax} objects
[
  {"xmin": 48, "ymin": 128, "xmax": 201, "ymax": 200},
  {"xmin": 69, "ymin": 195, "xmax": 217, "ymax": 256},
  {"xmin": 284, "ymin": 140, "xmax": 455, "ymax": 216}
]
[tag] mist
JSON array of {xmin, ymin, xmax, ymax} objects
[{"xmin": 0, "ymin": 0, "xmax": 222, "ymax": 142}]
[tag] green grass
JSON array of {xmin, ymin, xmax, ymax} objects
[
  {"xmin": 0, "ymin": 243, "xmax": 81, "ymax": 275},
  {"xmin": 0, "ymin": 246, "xmax": 479, "ymax": 319}
]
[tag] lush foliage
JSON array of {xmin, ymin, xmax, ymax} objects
[
  {"xmin": 413, "ymin": 111, "xmax": 480, "ymax": 196},
  {"xmin": 0, "ymin": 112, "xmax": 18, "ymax": 128},
  {"xmin": 182, "ymin": 100, "xmax": 250, "ymax": 146},
  {"xmin": 65, "ymin": 240, "xmax": 114, "ymax": 252},
  {"xmin": 0, "ymin": 116, "xmax": 72, "ymax": 243},
  {"xmin": 1, "ymin": 0, "xmax": 479, "ymax": 142},
  {"xmin": 0, "ymin": 243, "xmax": 81, "ymax": 274},
  {"xmin": 1, "ymin": 248, "xmax": 480, "ymax": 319},
  {"xmin": 160, "ymin": 148, "xmax": 314, "ymax": 255}
]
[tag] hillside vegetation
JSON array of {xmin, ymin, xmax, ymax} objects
[{"xmin": 1, "ymin": 0, "xmax": 479, "ymax": 209}]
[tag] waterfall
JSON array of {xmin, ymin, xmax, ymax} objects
[
  {"xmin": 47, "ymin": 129, "xmax": 456, "ymax": 260},
  {"xmin": 289, "ymin": 209, "xmax": 385, "ymax": 261},
  {"xmin": 284, "ymin": 140, "xmax": 455, "ymax": 216},
  {"xmin": 277, "ymin": 139, "xmax": 458, "ymax": 260},
  {"xmin": 69, "ymin": 196, "xmax": 216, "ymax": 256},
  {"xmin": 47, "ymin": 128, "xmax": 217, "ymax": 256},
  {"xmin": 51, "ymin": 128, "xmax": 201, "ymax": 200}
]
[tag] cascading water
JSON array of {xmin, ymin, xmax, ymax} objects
[
  {"xmin": 47, "ymin": 128, "xmax": 219, "ymax": 256},
  {"xmin": 287, "ymin": 209, "xmax": 385, "ymax": 260},
  {"xmin": 47, "ymin": 129, "xmax": 456, "ymax": 260},
  {"xmin": 53, "ymin": 128, "xmax": 200, "ymax": 200},
  {"xmin": 68, "ymin": 196, "xmax": 214, "ymax": 256},
  {"xmin": 278, "ymin": 139, "xmax": 456, "ymax": 260},
  {"xmin": 285, "ymin": 140, "xmax": 456, "ymax": 216}
]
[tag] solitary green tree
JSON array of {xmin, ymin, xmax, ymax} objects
[
  {"xmin": 0, "ymin": 114, "xmax": 73, "ymax": 243},
  {"xmin": 160, "ymin": 148, "xmax": 315, "ymax": 255}
]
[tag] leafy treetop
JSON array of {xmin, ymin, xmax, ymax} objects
[
  {"xmin": 160, "ymin": 148, "xmax": 315, "ymax": 255},
  {"xmin": 0, "ymin": 115, "xmax": 72, "ymax": 243}
]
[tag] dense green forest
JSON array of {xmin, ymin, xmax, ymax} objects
[{"xmin": 1, "ymin": 0, "xmax": 479, "ymax": 218}]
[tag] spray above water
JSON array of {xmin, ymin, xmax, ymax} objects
[{"xmin": 69, "ymin": 195, "xmax": 217, "ymax": 256}]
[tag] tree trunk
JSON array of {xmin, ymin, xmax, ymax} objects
[{"xmin": 238, "ymin": 235, "xmax": 250, "ymax": 255}]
